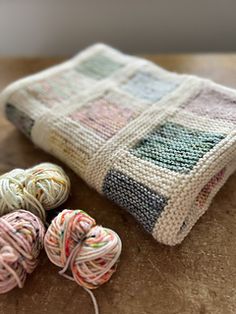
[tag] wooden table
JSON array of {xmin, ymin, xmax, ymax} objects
[{"xmin": 0, "ymin": 54, "xmax": 236, "ymax": 314}]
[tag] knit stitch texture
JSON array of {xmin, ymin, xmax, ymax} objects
[{"xmin": 1, "ymin": 44, "xmax": 236, "ymax": 245}]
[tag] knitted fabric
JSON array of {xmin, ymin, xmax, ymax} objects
[{"xmin": 1, "ymin": 44, "xmax": 236, "ymax": 245}]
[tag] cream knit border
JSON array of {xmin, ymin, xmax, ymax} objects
[
  {"xmin": 84, "ymin": 77, "xmax": 202, "ymax": 192},
  {"xmin": 112, "ymin": 150, "xmax": 185, "ymax": 197}
]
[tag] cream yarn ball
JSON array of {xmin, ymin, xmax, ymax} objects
[{"xmin": 0, "ymin": 163, "xmax": 70, "ymax": 221}]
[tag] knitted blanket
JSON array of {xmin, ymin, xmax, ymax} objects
[{"xmin": 1, "ymin": 44, "xmax": 236, "ymax": 245}]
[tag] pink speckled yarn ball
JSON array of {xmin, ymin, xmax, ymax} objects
[
  {"xmin": 0, "ymin": 210, "xmax": 45, "ymax": 293},
  {"xmin": 44, "ymin": 209, "xmax": 122, "ymax": 289}
]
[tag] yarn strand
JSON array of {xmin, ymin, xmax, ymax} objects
[
  {"xmin": 84, "ymin": 287, "xmax": 99, "ymax": 314},
  {"xmin": 59, "ymin": 240, "xmax": 99, "ymax": 314},
  {"xmin": 59, "ymin": 236, "xmax": 103, "ymax": 314}
]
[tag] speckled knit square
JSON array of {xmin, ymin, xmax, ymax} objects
[{"xmin": 1, "ymin": 43, "xmax": 236, "ymax": 245}]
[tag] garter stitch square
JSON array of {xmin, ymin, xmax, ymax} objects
[{"xmin": 1, "ymin": 43, "xmax": 236, "ymax": 245}]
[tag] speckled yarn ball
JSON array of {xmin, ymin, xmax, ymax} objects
[
  {"xmin": 0, "ymin": 163, "xmax": 70, "ymax": 221},
  {"xmin": 0, "ymin": 210, "xmax": 45, "ymax": 294},
  {"xmin": 44, "ymin": 209, "xmax": 122, "ymax": 289}
]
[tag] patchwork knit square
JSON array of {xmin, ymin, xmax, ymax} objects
[
  {"xmin": 103, "ymin": 169, "xmax": 168, "ymax": 233},
  {"xmin": 76, "ymin": 53, "xmax": 123, "ymax": 80},
  {"xmin": 122, "ymin": 71, "xmax": 179, "ymax": 102},
  {"xmin": 195, "ymin": 168, "xmax": 226, "ymax": 208},
  {"xmin": 131, "ymin": 122, "xmax": 225, "ymax": 174},
  {"xmin": 183, "ymin": 86, "xmax": 236, "ymax": 123},
  {"xmin": 25, "ymin": 70, "xmax": 92, "ymax": 107},
  {"xmin": 69, "ymin": 94, "xmax": 139, "ymax": 140},
  {"xmin": 5, "ymin": 103, "xmax": 34, "ymax": 137}
]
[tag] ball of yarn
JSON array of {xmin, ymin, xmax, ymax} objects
[
  {"xmin": 44, "ymin": 209, "xmax": 122, "ymax": 289},
  {"xmin": 0, "ymin": 210, "xmax": 45, "ymax": 293},
  {"xmin": 0, "ymin": 163, "xmax": 70, "ymax": 221}
]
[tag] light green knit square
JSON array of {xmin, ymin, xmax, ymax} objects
[{"xmin": 76, "ymin": 54, "xmax": 123, "ymax": 80}]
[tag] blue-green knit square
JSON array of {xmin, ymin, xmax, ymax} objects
[
  {"xmin": 131, "ymin": 122, "xmax": 225, "ymax": 173},
  {"xmin": 122, "ymin": 71, "xmax": 180, "ymax": 102},
  {"xmin": 76, "ymin": 53, "xmax": 123, "ymax": 80}
]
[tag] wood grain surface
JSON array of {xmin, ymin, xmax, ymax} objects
[{"xmin": 0, "ymin": 54, "xmax": 236, "ymax": 314}]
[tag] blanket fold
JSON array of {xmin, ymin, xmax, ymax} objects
[{"xmin": 1, "ymin": 44, "xmax": 236, "ymax": 245}]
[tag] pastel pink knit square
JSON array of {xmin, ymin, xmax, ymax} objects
[
  {"xmin": 195, "ymin": 168, "xmax": 225, "ymax": 208},
  {"xmin": 184, "ymin": 87, "xmax": 236, "ymax": 123},
  {"xmin": 25, "ymin": 70, "xmax": 92, "ymax": 108},
  {"xmin": 69, "ymin": 97, "xmax": 137, "ymax": 139}
]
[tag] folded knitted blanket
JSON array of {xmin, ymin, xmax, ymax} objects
[{"xmin": 1, "ymin": 44, "xmax": 236, "ymax": 245}]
